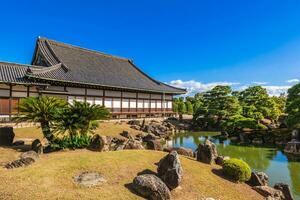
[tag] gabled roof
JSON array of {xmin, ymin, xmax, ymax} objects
[
  {"xmin": 30, "ymin": 37, "xmax": 186, "ymax": 94},
  {"xmin": 0, "ymin": 61, "xmax": 48, "ymax": 86}
]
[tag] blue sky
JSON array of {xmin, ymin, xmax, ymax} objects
[{"xmin": 0, "ymin": 0, "xmax": 300, "ymax": 96}]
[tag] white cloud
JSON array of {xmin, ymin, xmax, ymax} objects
[
  {"xmin": 169, "ymin": 79, "xmax": 291, "ymax": 97},
  {"xmin": 262, "ymin": 85, "xmax": 291, "ymax": 96},
  {"xmin": 286, "ymin": 79, "xmax": 299, "ymax": 83},
  {"xmin": 168, "ymin": 80, "xmax": 240, "ymax": 96},
  {"xmin": 252, "ymin": 81, "xmax": 268, "ymax": 85}
]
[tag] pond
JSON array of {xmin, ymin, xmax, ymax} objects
[{"xmin": 166, "ymin": 132, "xmax": 300, "ymax": 200}]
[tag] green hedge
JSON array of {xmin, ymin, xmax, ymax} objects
[
  {"xmin": 50, "ymin": 134, "xmax": 92, "ymax": 150},
  {"xmin": 222, "ymin": 158, "xmax": 251, "ymax": 182}
]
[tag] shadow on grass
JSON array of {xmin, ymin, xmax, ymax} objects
[
  {"xmin": 0, "ymin": 144, "xmax": 31, "ymax": 152},
  {"xmin": 124, "ymin": 168, "xmax": 157, "ymax": 198},
  {"xmin": 211, "ymin": 168, "xmax": 237, "ymax": 183}
]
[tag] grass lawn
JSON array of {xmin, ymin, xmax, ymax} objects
[
  {"xmin": 0, "ymin": 149, "xmax": 263, "ymax": 200},
  {"xmin": 13, "ymin": 122, "xmax": 143, "ymax": 142}
]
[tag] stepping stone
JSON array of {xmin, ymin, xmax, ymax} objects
[{"xmin": 74, "ymin": 171, "xmax": 106, "ymax": 187}]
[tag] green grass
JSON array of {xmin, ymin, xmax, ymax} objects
[{"xmin": 0, "ymin": 149, "xmax": 263, "ymax": 200}]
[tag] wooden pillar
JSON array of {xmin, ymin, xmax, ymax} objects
[
  {"xmin": 120, "ymin": 91, "xmax": 123, "ymax": 113},
  {"xmin": 102, "ymin": 90, "xmax": 105, "ymax": 106},
  {"xmin": 27, "ymin": 86, "xmax": 30, "ymax": 97},
  {"xmin": 84, "ymin": 88, "xmax": 87, "ymax": 102},
  {"xmin": 8, "ymin": 84, "xmax": 12, "ymax": 120}
]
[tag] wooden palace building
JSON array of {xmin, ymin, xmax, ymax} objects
[{"xmin": 0, "ymin": 37, "xmax": 186, "ymax": 121}]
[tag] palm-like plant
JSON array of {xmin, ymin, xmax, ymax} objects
[
  {"xmin": 13, "ymin": 96, "xmax": 67, "ymax": 142},
  {"xmin": 53, "ymin": 101, "xmax": 110, "ymax": 139}
]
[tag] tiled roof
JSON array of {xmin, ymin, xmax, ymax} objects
[
  {"xmin": 30, "ymin": 38, "xmax": 186, "ymax": 94},
  {"xmin": 0, "ymin": 61, "xmax": 47, "ymax": 85}
]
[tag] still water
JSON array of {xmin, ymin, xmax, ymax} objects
[{"xmin": 166, "ymin": 132, "xmax": 300, "ymax": 200}]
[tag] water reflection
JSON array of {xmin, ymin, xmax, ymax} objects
[{"xmin": 167, "ymin": 132, "xmax": 300, "ymax": 200}]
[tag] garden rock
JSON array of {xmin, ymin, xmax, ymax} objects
[
  {"xmin": 0, "ymin": 127, "xmax": 15, "ymax": 146},
  {"xmin": 157, "ymin": 151, "xmax": 183, "ymax": 190},
  {"xmin": 274, "ymin": 183, "xmax": 294, "ymax": 200},
  {"xmin": 20, "ymin": 150, "xmax": 39, "ymax": 161},
  {"xmin": 247, "ymin": 172, "xmax": 268, "ymax": 186},
  {"xmin": 123, "ymin": 138, "xmax": 144, "ymax": 150},
  {"xmin": 284, "ymin": 139, "xmax": 300, "ymax": 155},
  {"xmin": 215, "ymin": 156, "xmax": 230, "ymax": 165},
  {"xmin": 147, "ymin": 140, "xmax": 163, "ymax": 151},
  {"xmin": 120, "ymin": 131, "xmax": 131, "ymax": 138},
  {"xmin": 164, "ymin": 147, "xmax": 194, "ymax": 157},
  {"xmin": 142, "ymin": 133, "xmax": 158, "ymax": 142},
  {"xmin": 89, "ymin": 134, "xmax": 110, "ymax": 152},
  {"xmin": 196, "ymin": 139, "xmax": 218, "ymax": 164},
  {"xmin": 252, "ymin": 138, "xmax": 263, "ymax": 145},
  {"xmin": 5, "ymin": 157, "xmax": 35, "ymax": 169},
  {"xmin": 13, "ymin": 140, "xmax": 25, "ymax": 146},
  {"xmin": 74, "ymin": 171, "xmax": 106, "ymax": 187},
  {"xmin": 252, "ymin": 186, "xmax": 284, "ymax": 199},
  {"xmin": 32, "ymin": 139, "xmax": 43, "ymax": 154},
  {"xmin": 132, "ymin": 174, "xmax": 171, "ymax": 200}
]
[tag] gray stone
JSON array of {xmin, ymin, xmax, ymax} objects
[
  {"xmin": 74, "ymin": 171, "xmax": 106, "ymax": 187},
  {"xmin": 274, "ymin": 183, "xmax": 294, "ymax": 200},
  {"xmin": 157, "ymin": 151, "xmax": 183, "ymax": 190},
  {"xmin": 5, "ymin": 157, "xmax": 35, "ymax": 169},
  {"xmin": 123, "ymin": 138, "xmax": 144, "ymax": 150},
  {"xmin": 12, "ymin": 140, "xmax": 25, "ymax": 146},
  {"xmin": 89, "ymin": 134, "xmax": 111, "ymax": 152},
  {"xmin": 120, "ymin": 131, "xmax": 131, "ymax": 138},
  {"xmin": 196, "ymin": 139, "xmax": 218, "ymax": 164},
  {"xmin": 32, "ymin": 139, "xmax": 43, "ymax": 154},
  {"xmin": 147, "ymin": 140, "xmax": 163, "ymax": 151},
  {"xmin": 142, "ymin": 133, "xmax": 158, "ymax": 142},
  {"xmin": 247, "ymin": 172, "xmax": 268, "ymax": 186},
  {"xmin": 252, "ymin": 138, "xmax": 263, "ymax": 145},
  {"xmin": 252, "ymin": 186, "xmax": 284, "ymax": 199},
  {"xmin": 133, "ymin": 174, "xmax": 171, "ymax": 200},
  {"xmin": 215, "ymin": 156, "xmax": 230, "ymax": 165},
  {"xmin": 164, "ymin": 147, "xmax": 194, "ymax": 157},
  {"xmin": 20, "ymin": 150, "xmax": 39, "ymax": 161},
  {"xmin": 0, "ymin": 127, "xmax": 15, "ymax": 146},
  {"xmin": 284, "ymin": 139, "xmax": 300, "ymax": 155}
]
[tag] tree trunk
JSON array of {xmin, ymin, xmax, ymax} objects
[{"xmin": 41, "ymin": 121, "xmax": 53, "ymax": 142}]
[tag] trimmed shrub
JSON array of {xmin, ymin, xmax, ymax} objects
[
  {"xmin": 50, "ymin": 134, "xmax": 92, "ymax": 150},
  {"xmin": 222, "ymin": 158, "xmax": 251, "ymax": 182}
]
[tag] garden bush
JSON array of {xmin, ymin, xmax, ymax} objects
[
  {"xmin": 222, "ymin": 158, "xmax": 251, "ymax": 182},
  {"xmin": 50, "ymin": 134, "xmax": 92, "ymax": 150}
]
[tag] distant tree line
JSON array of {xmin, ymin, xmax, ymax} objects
[{"xmin": 173, "ymin": 85, "xmax": 292, "ymax": 132}]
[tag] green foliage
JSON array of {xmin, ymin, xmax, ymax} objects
[
  {"xmin": 185, "ymin": 101, "xmax": 194, "ymax": 114},
  {"xmin": 222, "ymin": 115, "xmax": 266, "ymax": 132},
  {"xmin": 222, "ymin": 158, "xmax": 251, "ymax": 182},
  {"xmin": 286, "ymin": 83, "xmax": 300, "ymax": 128},
  {"xmin": 13, "ymin": 96, "xmax": 67, "ymax": 142},
  {"xmin": 50, "ymin": 134, "xmax": 92, "ymax": 150},
  {"xmin": 53, "ymin": 101, "xmax": 110, "ymax": 138}
]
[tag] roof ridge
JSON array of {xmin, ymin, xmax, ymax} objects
[
  {"xmin": 38, "ymin": 37, "xmax": 130, "ymax": 61},
  {"xmin": 0, "ymin": 60, "xmax": 45, "ymax": 68}
]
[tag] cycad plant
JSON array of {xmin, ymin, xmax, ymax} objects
[
  {"xmin": 53, "ymin": 101, "xmax": 110, "ymax": 139},
  {"xmin": 13, "ymin": 96, "xmax": 67, "ymax": 142}
]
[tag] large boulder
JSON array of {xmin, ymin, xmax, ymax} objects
[
  {"xmin": 215, "ymin": 155, "xmax": 230, "ymax": 165},
  {"xmin": 164, "ymin": 147, "xmax": 194, "ymax": 157},
  {"xmin": 123, "ymin": 138, "xmax": 144, "ymax": 150},
  {"xmin": 128, "ymin": 120, "xmax": 141, "ymax": 126},
  {"xmin": 146, "ymin": 140, "xmax": 163, "ymax": 151},
  {"xmin": 247, "ymin": 172, "xmax": 268, "ymax": 186},
  {"xmin": 274, "ymin": 183, "xmax": 294, "ymax": 200},
  {"xmin": 142, "ymin": 133, "xmax": 158, "ymax": 142},
  {"xmin": 32, "ymin": 139, "xmax": 43, "ymax": 154},
  {"xmin": 0, "ymin": 127, "xmax": 15, "ymax": 146},
  {"xmin": 132, "ymin": 174, "xmax": 171, "ymax": 200},
  {"xmin": 196, "ymin": 139, "xmax": 218, "ymax": 164},
  {"xmin": 252, "ymin": 186, "xmax": 284, "ymax": 199},
  {"xmin": 157, "ymin": 151, "xmax": 183, "ymax": 190},
  {"xmin": 120, "ymin": 131, "xmax": 131, "ymax": 138},
  {"xmin": 89, "ymin": 134, "xmax": 111, "ymax": 152}
]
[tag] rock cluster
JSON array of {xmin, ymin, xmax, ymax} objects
[
  {"xmin": 132, "ymin": 151, "xmax": 183, "ymax": 200},
  {"xmin": 4, "ymin": 150, "xmax": 39, "ymax": 169},
  {"xmin": 163, "ymin": 147, "xmax": 194, "ymax": 157},
  {"xmin": 247, "ymin": 171, "xmax": 294, "ymax": 200}
]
